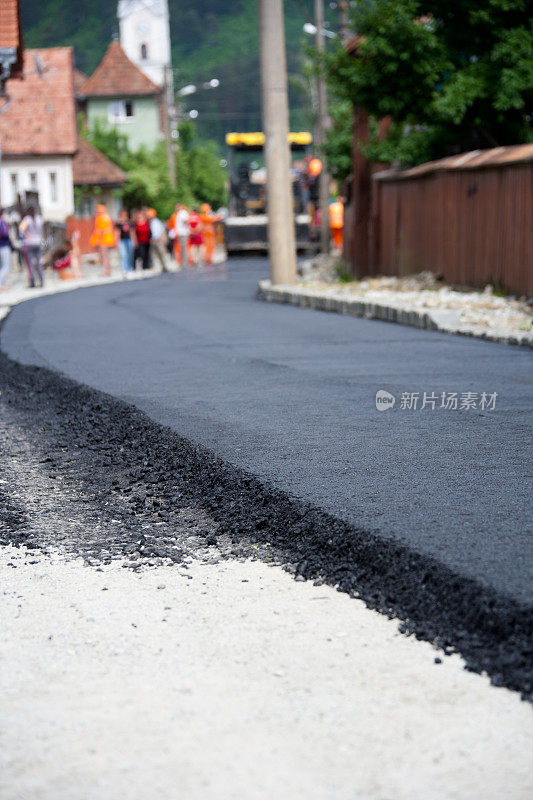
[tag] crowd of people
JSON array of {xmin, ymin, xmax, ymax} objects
[
  {"xmin": 0, "ymin": 200, "xmax": 223, "ymax": 290},
  {"xmin": 90, "ymin": 202, "xmax": 222, "ymax": 279},
  {"xmin": 0, "ymin": 205, "xmax": 46, "ymax": 290},
  {"xmin": 0, "ymin": 204, "xmax": 85, "ymax": 290},
  {"xmin": 0, "ymin": 191, "xmax": 343, "ymax": 290}
]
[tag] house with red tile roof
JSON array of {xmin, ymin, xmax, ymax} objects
[
  {"xmin": 0, "ymin": 0, "xmax": 23, "ymax": 86},
  {"xmin": 0, "ymin": 45, "xmax": 128, "ymax": 224},
  {"xmin": 79, "ymin": 40, "xmax": 164, "ymax": 151},
  {"xmin": 72, "ymin": 137, "xmax": 126, "ymax": 219},
  {"xmin": 0, "ymin": 47, "xmax": 78, "ymax": 221}
]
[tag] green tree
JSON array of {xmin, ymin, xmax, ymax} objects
[
  {"xmin": 178, "ymin": 121, "xmax": 227, "ymax": 209},
  {"xmin": 83, "ymin": 119, "xmax": 227, "ymax": 217},
  {"xmin": 84, "ymin": 118, "xmax": 131, "ymax": 170},
  {"xmin": 324, "ymin": 0, "xmax": 533, "ymax": 169},
  {"xmin": 322, "ymin": 99, "xmax": 354, "ymax": 182}
]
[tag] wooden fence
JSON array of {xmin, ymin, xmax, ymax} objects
[{"xmin": 346, "ymin": 145, "xmax": 533, "ymax": 297}]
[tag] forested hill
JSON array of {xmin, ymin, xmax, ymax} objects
[{"xmin": 21, "ymin": 0, "xmax": 320, "ymax": 143}]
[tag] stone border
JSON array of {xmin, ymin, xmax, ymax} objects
[{"xmin": 257, "ymin": 280, "xmax": 533, "ymax": 348}]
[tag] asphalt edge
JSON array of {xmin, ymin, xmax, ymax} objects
[
  {"xmin": 0, "ymin": 308, "xmax": 531, "ymax": 701},
  {"xmin": 257, "ymin": 281, "xmax": 533, "ymax": 347},
  {"xmin": 0, "ymin": 267, "xmax": 164, "ymax": 327}
]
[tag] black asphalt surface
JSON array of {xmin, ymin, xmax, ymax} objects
[{"xmin": 2, "ymin": 258, "xmax": 532, "ymax": 606}]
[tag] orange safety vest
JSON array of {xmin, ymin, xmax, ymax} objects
[
  {"xmin": 90, "ymin": 212, "xmax": 115, "ymax": 248},
  {"xmin": 329, "ymin": 200, "xmax": 344, "ymax": 229},
  {"xmin": 308, "ymin": 157, "xmax": 322, "ymax": 177},
  {"xmin": 200, "ymin": 213, "xmax": 216, "ymax": 234}
]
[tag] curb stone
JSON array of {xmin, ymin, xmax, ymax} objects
[
  {"xmin": 0, "ymin": 264, "xmax": 173, "ymax": 329},
  {"xmin": 257, "ymin": 280, "xmax": 533, "ymax": 347}
]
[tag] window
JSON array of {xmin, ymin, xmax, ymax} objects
[
  {"xmin": 29, "ymin": 172, "xmax": 38, "ymax": 190},
  {"xmin": 49, "ymin": 171, "xmax": 58, "ymax": 203},
  {"xmin": 10, "ymin": 173, "xmax": 18, "ymax": 202},
  {"xmin": 140, "ymin": 43, "xmax": 148, "ymax": 60},
  {"xmin": 108, "ymin": 100, "xmax": 135, "ymax": 122},
  {"xmin": 74, "ymin": 193, "xmax": 93, "ymax": 218}
]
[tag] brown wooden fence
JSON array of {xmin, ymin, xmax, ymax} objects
[{"xmin": 349, "ymin": 145, "xmax": 533, "ymax": 297}]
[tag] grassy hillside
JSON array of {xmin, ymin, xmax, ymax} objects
[{"xmin": 21, "ymin": 0, "xmax": 321, "ymax": 145}]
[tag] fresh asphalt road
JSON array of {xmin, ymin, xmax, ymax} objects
[{"xmin": 2, "ymin": 258, "xmax": 532, "ymax": 604}]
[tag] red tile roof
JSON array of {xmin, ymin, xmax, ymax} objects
[
  {"xmin": 72, "ymin": 137, "xmax": 127, "ymax": 186},
  {"xmin": 0, "ymin": 0, "xmax": 23, "ymax": 77},
  {"xmin": 0, "ymin": 47, "xmax": 77, "ymax": 155},
  {"xmin": 80, "ymin": 41, "xmax": 160, "ymax": 97}
]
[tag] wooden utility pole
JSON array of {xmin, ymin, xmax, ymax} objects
[
  {"xmin": 163, "ymin": 66, "xmax": 177, "ymax": 188},
  {"xmin": 258, "ymin": 0, "xmax": 297, "ymax": 285},
  {"xmin": 314, "ymin": 0, "xmax": 330, "ymax": 254},
  {"xmin": 338, "ymin": 0, "xmax": 349, "ymax": 41}
]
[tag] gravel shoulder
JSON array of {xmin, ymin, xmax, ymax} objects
[{"xmin": 2, "ymin": 546, "xmax": 532, "ymax": 800}]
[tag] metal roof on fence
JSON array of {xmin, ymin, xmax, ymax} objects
[{"xmin": 374, "ymin": 144, "xmax": 533, "ymax": 181}]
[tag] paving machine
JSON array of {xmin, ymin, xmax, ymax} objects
[{"xmin": 223, "ymin": 131, "xmax": 318, "ymax": 253}]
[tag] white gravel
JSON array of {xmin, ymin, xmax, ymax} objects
[
  {"xmin": 288, "ymin": 265, "xmax": 533, "ymax": 343},
  {"xmin": 1, "ymin": 545, "xmax": 531, "ymax": 800}
]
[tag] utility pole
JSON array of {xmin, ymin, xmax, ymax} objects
[
  {"xmin": 314, "ymin": 0, "xmax": 330, "ymax": 254},
  {"xmin": 338, "ymin": 0, "xmax": 349, "ymax": 41},
  {"xmin": 163, "ymin": 66, "xmax": 177, "ymax": 189},
  {"xmin": 258, "ymin": 0, "xmax": 297, "ymax": 285}
]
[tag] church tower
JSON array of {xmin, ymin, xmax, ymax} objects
[{"xmin": 117, "ymin": 0, "xmax": 172, "ymax": 90}]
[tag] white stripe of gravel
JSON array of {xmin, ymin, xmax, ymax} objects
[{"xmin": 0, "ymin": 545, "xmax": 531, "ymax": 800}]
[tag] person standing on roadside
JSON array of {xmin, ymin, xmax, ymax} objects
[
  {"xmin": 0, "ymin": 208, "xmax": 13, "ymax": 290},
  {"xmin": 329, "ymin": 196, "xmax": 344, "ymax": 252},
  {"xmin": 115, "ymin": 209, "xmax": 134, "ymax": 276},
  {"xmin": 134, "ymin": 209, "xmax": 152, "ymax": 270},
  {"xmin": 200, "ymin": 203, "xmax": 218, "ymax": 265},
  {"xmin": 19, "ymin": 206, "xmax": 44, "ymax": 288},
  {"xmin": 148, "ymin": 208, "xmax": 168, "ymax": 273},
  {"xmin": 188, "ymin": 208, "xmax": 203, "ymax": 267},
  {"xmin": 174, "ymin": 204, "xmax": 190, "ymax": 268},
  {"xmin": 166, "ymin": 207, "xmax": 177, "ymax": 259},
  {"xmin": 90, "ymin": 204, "xmax": 115, "ymax": 277}
]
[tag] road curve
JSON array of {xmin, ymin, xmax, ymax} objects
[{"xmin": 2, "ymin": 258, "xmax": 532, "ymax": 605}]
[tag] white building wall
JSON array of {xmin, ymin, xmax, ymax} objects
[
  {"xmin": 0, "ymin": 155, "xmax": 74, "ymax": 222},
  {"xmin": 118, "ymin": 0, "xmax": 172, "ymax": 89}
]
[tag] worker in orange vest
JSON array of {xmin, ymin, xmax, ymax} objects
[
  {"xmin": 328, "ymin": 196, "xmax": 344, "ymax": 252},
  {"xmin": 200, "ymin": 203, "xmax": 218, "ymax": 265},
  {"xmin": 308, "ymin": 157, "xmax": 322, "ymax": 178},
  {"xmin": 89, "ymin": 204, "xmax": 115, "ymax": 276},
  {"xmin": 167, "ymin": 205, "xmax": 181, "ymax": 263}
]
